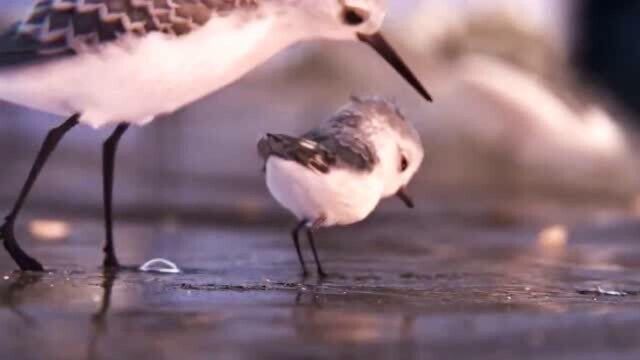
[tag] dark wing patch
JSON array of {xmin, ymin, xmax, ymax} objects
[
  {"xmin": 258, "ymin": 133, "xmax": 335, "ymax": 174},
  {"xmin": 0, "ymin": 0, "xmax": 260, "ymax": 67},
  {"xmin": 258, "ymin": 108, "xmax": 380, "ymax": 174},
  {"xmin": 304, "ymin": 111, "xmax": 378, "ymax": 172}
]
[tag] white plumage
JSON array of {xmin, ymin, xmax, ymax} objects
[
  {"xmin": 262, "ymin": 97, "xmax": 424, "ymax": 228},
  {"xmin": 0, "ymin": 12, "xmax": 293, "ymax": 128},
  {"xmin": 266, "ymin": 157, "xmax": 385, "ymax": 227}
]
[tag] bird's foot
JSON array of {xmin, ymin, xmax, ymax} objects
[
  {"xmin": 317, "ymin": 267, "xmax": 328, "ymax": 279},
  {"xmin": 301, "ymin": 269, "xmax": 310, "ymax": 278},
  {"xmin": 102, "ymin": 253, "xmax": 121, "ymax": 270},
  {"xmin": 1, "ymin": 220, "xmax": 45, "ymax": 272}
]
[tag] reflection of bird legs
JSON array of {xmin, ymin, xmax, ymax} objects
[
  {"xmin": 87, "ymin": 270, "xmax": 117, "ymax": 360},
  {"xmin": 294, "ymin": 286, "xmax": 323, "ymax": 308},
  {"xmin": 400, "ymin": 314, "xmax": 416, "ymax": 340},
  {"xmin": 4, "ymin": 273, "xmax": 43, "ymax": 326}
]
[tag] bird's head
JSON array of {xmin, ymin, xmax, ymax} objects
[
  {"xmin": 387, "ymin": 120, "xmax": 424, "ymax": 209},
  {"xmin": 285, "ymin": 0, "xmax": 432, "ymax": 102},
  {"xmin": 345, "ymin": 97, "xmax": 425, "ymax": 208}
]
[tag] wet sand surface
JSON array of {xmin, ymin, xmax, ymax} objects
[{"xmin": 1, "ymin": 202, "xmax": 640, "ymax": 360}]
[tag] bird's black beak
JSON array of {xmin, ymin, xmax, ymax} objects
[
  {"xmin": 396, "ymin": 187, "xmax": 415, "ymax": 209},
  {"xmin": 358, "ymin": 32, "xmax": 433, "ymax": 102}
]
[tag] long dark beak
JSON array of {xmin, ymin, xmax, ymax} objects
[
  {"xmin": 396, "ymin": 187, "xmax": 415, "ymax": 209},
  {"xmin": 358, "ymin": 32, "xmax": 433, "ymax": 102}
]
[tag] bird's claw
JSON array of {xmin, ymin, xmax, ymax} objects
[
  {"xmin": 1, "ymin": 220, "xmax": 45, "ymax": 272},
  {"xmin": 317, "ymin": 269, "xmax": 328, "ymax": 279}
]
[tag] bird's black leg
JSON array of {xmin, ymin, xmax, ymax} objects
[
  {"xmin": 292, "ymin": 220, "xmax": 309, "ymax": 276},
  {"xmin": 102, "ymin": 124, "xmax": 129, "ymax": 269},
  {"xmin": 1, "ymin": 114, "xmax": 79, "ymax": 271},
  {"xmin": 307, "ymin": 217, "xmax": 327, "ymax": 278}
]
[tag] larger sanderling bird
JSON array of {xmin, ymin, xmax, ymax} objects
[
  {"xmin": 258, "ymin": 96, "xmax": 424, "ymax": 277},
  {"xmin": 0, "ymin": 0, "xmax": 431, "ymax": 272}
]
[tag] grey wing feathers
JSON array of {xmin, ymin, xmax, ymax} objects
[
  {"xmin": 258, "ymin": 129, "xmax": 377, "ymax": 174},
  {"xmin": 303, "ymin": 109, "xmax": 379, "ymax": 172},
  {"xmin": 0, "ymin": 0, "xmax": 260, "ymax": 67},
  {"xmin": 258, "ymin": 134, "xmax": 335, "ymax": 174},
  {"xmin": 259, "ymin": 105, "xmax": 381, "ymax": 174},
  {"xmin": 304, "ymin": 127, "xmax": 377, "ymax": 172}
]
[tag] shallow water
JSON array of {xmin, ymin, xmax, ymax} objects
[{"xmin": 1, "ymin": 205, "xmax": 640, "ymax": 360}]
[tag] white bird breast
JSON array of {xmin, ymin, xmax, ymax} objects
[
  {"xmin": 0, "ymin": 12, "xmax": 295, "ymax": 128},
  {"xmin": 265, "ymin": 157, "xmax": 385, "ymax": 227}
]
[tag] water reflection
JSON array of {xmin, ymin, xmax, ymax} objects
[
  {"xmin": 87, "ymin": 270, "xmax": 117, "ymax": 360},
  {"xmin": 2, "ymin": 272, "xmax": 43, "ymax": 326},
  {"xmin": 292, "ymin": 285, "xmax": 418, "ymax": 345}
]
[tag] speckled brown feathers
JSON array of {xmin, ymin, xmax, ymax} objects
[{"xmin": 0, "ymin": 0, "xmax": 260, "ymax": 65}]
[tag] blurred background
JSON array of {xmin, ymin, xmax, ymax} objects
[
  {"xmin": 4, "ymin": 3, "xmax": 640, "ymax": 358},
  {"xmin": 1, "ymin": 0, "xmax": 639, "ymax": 244}
]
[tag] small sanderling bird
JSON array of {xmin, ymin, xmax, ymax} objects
[
  {"xmin": 0, "ymin": 0, "xmax": 432, "ymax": 272},
  {"xmin": 258, "ymin": 96, "xmax": 424, "ymax": 277}
]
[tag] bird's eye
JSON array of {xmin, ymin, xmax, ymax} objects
[
  {"xmin": 400, "ymin": 156, "xmax": 409, "ymax": 172},
  {"xmin": 342, "ymin": 7, "xmax": 369, "ymax": 26}
]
